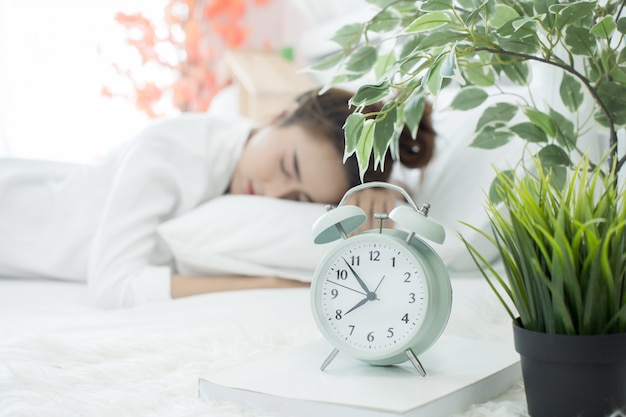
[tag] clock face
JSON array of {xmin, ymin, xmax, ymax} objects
[{"xmin": 312, "ymin": 233, "xmax": 430, "ymax": 360}]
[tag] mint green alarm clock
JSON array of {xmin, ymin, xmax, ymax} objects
[{"xmin": 310, "ymin": 182, "xmax": 452, "ymax": 376}]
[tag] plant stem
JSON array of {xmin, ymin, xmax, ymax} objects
[{"xmin": 474, "ymin": 46, "xmax": 619, "ymax": 173}]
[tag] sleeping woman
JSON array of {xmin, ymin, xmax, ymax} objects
[{"xmin": 0, "ymin": 88, "xmax": 436, "ymax": 308}]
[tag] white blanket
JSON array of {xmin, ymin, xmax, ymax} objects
[{"xmin": 0, "ymin": 275, "xmax": 529, "ymax": 417}]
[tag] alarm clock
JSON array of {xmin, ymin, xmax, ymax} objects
[{"xmin": 310, "ymin": 182, "xmax": 452, "ymax": 376}]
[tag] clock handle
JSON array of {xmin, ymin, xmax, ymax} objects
[
  {"xmin": 337, "ymin": 181, "xmax": 420, "ymax": 211},
  {"xmin": 337, "ymin": 181, "xmax": 445, "ymax": 244}
]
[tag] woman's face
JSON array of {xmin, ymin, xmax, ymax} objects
[{"xmin": 229, "ymin": 124, "xmax": 349, "ymax": 204}]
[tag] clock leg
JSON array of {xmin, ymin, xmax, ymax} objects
[
  {"xmin": 320, "ymin": 348, "xmax": 340, "ymax": 371},
  {"xmin": 405, "ymin": 348, "xmax": 427, "ymax": 377}
]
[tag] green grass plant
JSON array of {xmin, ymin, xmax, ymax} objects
[{"xmin": 462, "ymin": 157, "xmax": 626, "ymax": 335}]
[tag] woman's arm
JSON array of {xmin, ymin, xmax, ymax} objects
[{"xmin": 171, "ymin": 274, "xmax": 309, "ymax": 298}]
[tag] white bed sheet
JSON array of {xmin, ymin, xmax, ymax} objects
[{"xmin": 0, "ymin": 274, "xmax": 528, "ymax": 417}]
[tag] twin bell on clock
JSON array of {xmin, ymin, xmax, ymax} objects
[{"xmin": 310, "ymin": 181, "xmax": 452, "ymax": 376}]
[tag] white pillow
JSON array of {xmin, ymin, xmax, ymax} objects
[{"xmin": 157, "ymin": 195, "xmax": 338, "ymax": 282}]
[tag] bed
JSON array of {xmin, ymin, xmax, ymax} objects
[
  {"xmin": 0, "ymin": 90, "xmax": 532, "ymax": 416},
  {"xmin": 0, "ymin": 274, "xmax": 528, "ymax": 417}
]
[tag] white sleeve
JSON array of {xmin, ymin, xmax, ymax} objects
[{"xmin": 87, "ymin": 128, "xmax": 197, "ymax": 308}]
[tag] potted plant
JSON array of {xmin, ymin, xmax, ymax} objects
[{"xmin": 313, "ymin": 0, "xmax": 626, "ymax": 415}]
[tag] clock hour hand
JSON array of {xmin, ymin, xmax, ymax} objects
[
  {"xmin": 345, "ymin": 296, "xmax": 369, "ymax": 315},
  {"xmin": 342, "ymin": 258, "xmax": 371, "ymax": 294}
]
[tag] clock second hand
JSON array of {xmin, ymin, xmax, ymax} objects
[{"xmin": 327, "ymin": 280, "xmax": 367, "ymax": 297}]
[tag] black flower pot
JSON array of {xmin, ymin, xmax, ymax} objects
[{"xmin": 513, "ymin": 322, "xmax": 626, "ymax": 417}]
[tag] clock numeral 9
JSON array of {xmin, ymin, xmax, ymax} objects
[{"xmin": 330, "ymin": 288, "xmax": 339, "ymax": 299}]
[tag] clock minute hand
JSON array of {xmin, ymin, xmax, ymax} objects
[{"xmin": 342, "ymin": 258, "xmax": 371, "ymax": 293}]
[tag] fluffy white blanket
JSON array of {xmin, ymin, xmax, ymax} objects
[{"xmin": 0, "ymin": 277, "xmax": 529, "ymax": 417}]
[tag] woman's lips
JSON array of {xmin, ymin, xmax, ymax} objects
[{"xmin": 246, "ymin": 181, "xmax": 255, "ymax": 195}]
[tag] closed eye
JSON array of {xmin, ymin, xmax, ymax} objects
[{"xmin": 280, "ymin": 155, "xmax": 292, "ymax": 178}]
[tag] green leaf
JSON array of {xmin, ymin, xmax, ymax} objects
[
  {"xmin": 552, "ymin": 1, "xmax": 596, "ymax": 30},
  {"xmin": 345, "ymin": 45, "xmax": 378, "ymax": 73},
  {"xmin": 373, "ymin": 102, "xmax": 397, "ymax": 169},
  {"xmin": 490, "ymin": 4, "xmax": 520, "ymax": 29},
  {"xmin": 403, "ymin": 91, "xmax": 426, "ymax": 139},
  {"xmin": 512, "ymin": 16, "xmax": 540, "ymax": 32},
  {"xmin": 356, "ymin": 120, "xmax": 376, "ymax": 180},
  {"xmin": 368, "ymin": 10, "xmax": 400, "ymax": 32},
  {"xmin": 524, "ymin": 108, "xmax": 557, "ymax": 138},
  {"xmin": 617, "ymin": 17, "xmax": 626, "ymax": 34},
  {"xmin": 309, "ymin": 51, "xmax": 344, "ymax": 71},
  {"xmin": 374, "ymin": 51, "xmax": 397, "ymax": 79},
  {"xmin": 502, "ymin": 61, "xmax": 530, "ymax": 85},
  {"xmin": 405, "ymin": 11, "xmax": 451, "ymax": 33},
  {"xmin": 595, "ymin": 81, "xmax": 626, "ymax": 126},
  {"xmin": 559, "ymin": 72, "xmax": 584, "ymax": 112},
  {"xmin": 351, "ymin": 80, "xmax": 390, "ymax": 107},
  {"xmin": 510, "ymin": 122, "xmax": 548, "ymax": 143},
  {"xmin": 343, "ymin": 113, "xmax": 365, "ymax": 156},
  {"xmin": 476, "ymin": 102, "xmax": 518, "ymax": 131},
  {"xmin": 537, "ymin": 144, "xmax": 571, "ymax": 167},
  {"xmin": 420, "ymin": 0, "xmax": 453, "ymax": 11},
  {"xmin": 415, "ymin": 30, "xmax": 468, "ymax": 49},
  {"xmin": 549, "ymin": 108, "xmax": 577, "ymax": 149},
  {"xmin": 450, "ymin": 87, "xmax": 489, "ymax": 110},
  {"xmin": 462, "ymin": 65, "xmax": 496, "ymax": 86},
  {"xmin": 564, "ymin": 25, "xmax": 596, "ymax": 56},
  {"xmin": 471, "ymin": 125, "xmax": 514, "ymax": 149},
  {"xmin": 425, "ymin": 55, "xmax": 445, "ymax": 95},
  {"xmin": 331, "ymin": 23, "xmax": 364, "ymax": 49},
  {"xmin": 534, "ymin": 0, "xmax": 559, "ymax": 29},
  {"xmin": 495, "ymin": 33, "xmax": 540, "ymax": 54},
  {"xmin": 488, "ymin": 169, "xmax": 515, "ymax": 204},
  {"xmin": 440, "ymin": 46, "xmax": 464, "ymax": 84},
  {"xmin": 590, "ymin": 15, "xmax": 616, "ymax": 39},
  {"xmin": 365, "ymin": 0, "xmax": 396, "ymax": 7}
]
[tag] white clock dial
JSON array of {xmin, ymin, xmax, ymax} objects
[{"xmin": 313, "ymin": 233, "xmax": 430, "ymax": 360}]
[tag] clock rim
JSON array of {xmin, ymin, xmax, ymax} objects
[{"xmin": 310, "ymin": 230, "xmax": 452, "ymax": 364}]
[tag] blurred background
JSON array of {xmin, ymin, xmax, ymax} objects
[{"xmin": 0, "ymin": 0, "xmax": 372, "ymax": 163}]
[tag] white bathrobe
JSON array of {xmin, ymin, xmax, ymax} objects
[{"xmin": 0, "ymin": 113, "xmax": 253, "ymax": 308}]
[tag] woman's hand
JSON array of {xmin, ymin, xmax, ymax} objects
[{"xmin": 345, "ymin": 187, "xmax": 402, "ymax": 233}]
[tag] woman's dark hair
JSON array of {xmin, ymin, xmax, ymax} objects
[{"xmin": 278, "ymin": 87, "xmax": 436, "ymax": 190}]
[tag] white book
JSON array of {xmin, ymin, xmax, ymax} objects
[{"xmin": 198, "ymin": 336, "xmax": 521, "ymax": 417}]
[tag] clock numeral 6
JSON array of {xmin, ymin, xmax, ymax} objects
[{"xmin": 367, "ymin": 332, "xmax": 375, "ymax": 342}]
